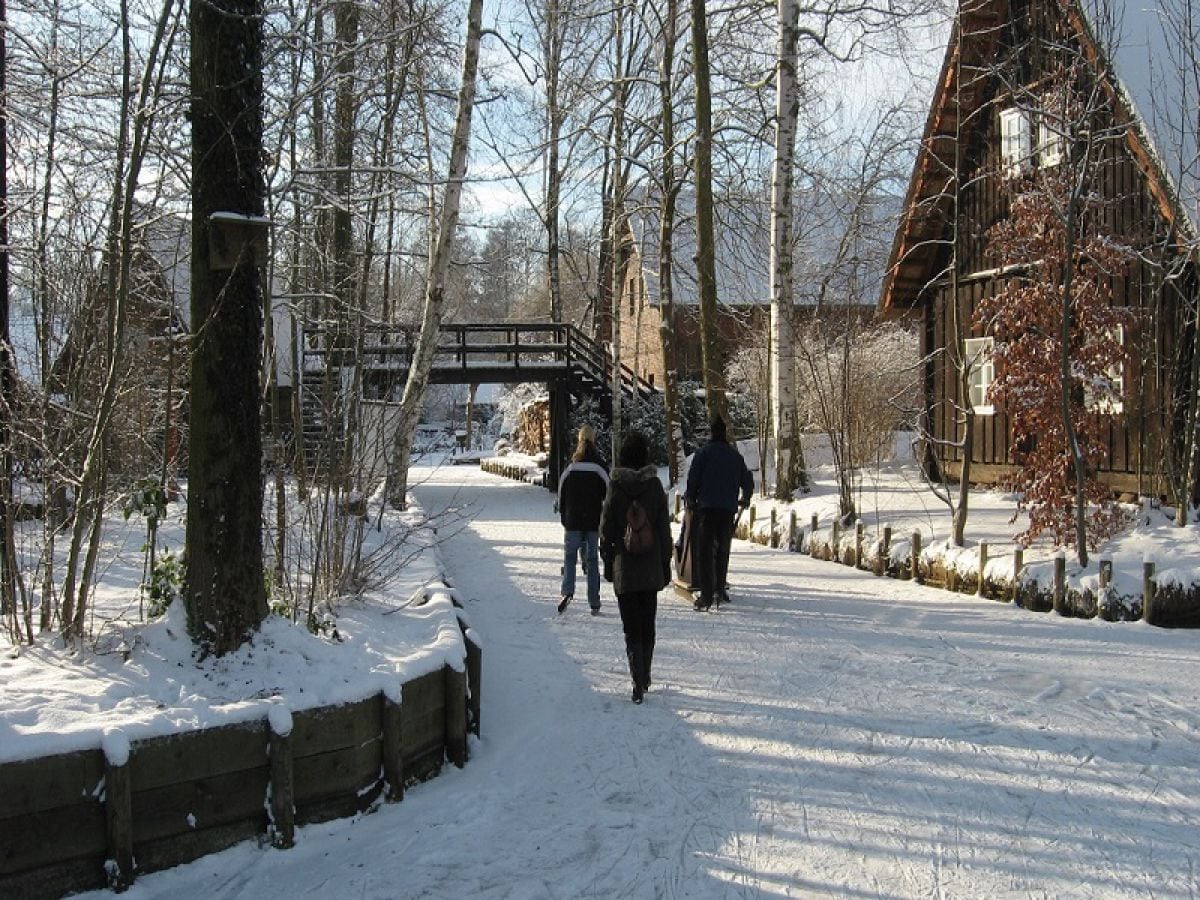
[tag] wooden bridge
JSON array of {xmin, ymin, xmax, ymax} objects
[{"xmin": 299, "ymin": 322, "xmax": 657, "ymax": 485}]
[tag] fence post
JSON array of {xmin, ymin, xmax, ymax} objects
[
  {"xmin": 911, "ymin": 530, "xmax": 922, "ymax": 583},
  {"xmin": 268, "ymin": 705, "xmax": 295, "ymax": 849},
  {"xmin": 444, "ymin": 664, "xmax": 468, "ymax": 768},
  {"xmin": 854, "ymin": 522, "xmax": 864, "ymax": 569},
  {"xmin": 770, "ymin": 508, "xmax": 778, "ymax": 548},
  {"xmin": 1099, "ymin": 557, "xmax": 1112, "ymax": 588},
  {"xmin": 831, "ymin": 519, "xmax": 841, "ymax": 563},
  {"xmin": 788, "ymin": 510, "xmax": 797, "ymax": 552},
  {"xmin": 977, "ymin": 542, "xmax": 988, "ymax": 596},
  {"xmin": 1011, "ymin": 548, "xmax": 1023, "ymax": 603},
  {"xmin": 381, "ymin": 686, "xmax": 405, "ymax": 802},
  {"xmin": 877, "ymin": 525, "xmax": 891, "ymax": 576},
  {"xmin": 1053, "ymin": 553, "xmax": 1066, "ymax": 614},
  {"xmin": 1143, "ymin": 557, "xmax": 1156, "ymax": 625},
  {"xmin": 464, "ymin": 628, "xmax": 482, "ymax": 737},
  {"xmin": 103, "ymin": 731, "xmax": 134, "ymax": 890},
  {"xmin": 810, "ymin": 514, "xmax": 819, "ymax": 558},
  {"xmin": 747, "ymin": 505, "xmax": 756, "ymax": 540}
]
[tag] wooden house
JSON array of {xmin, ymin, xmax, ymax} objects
[
  {"xmin": 618, "ymin": 189, "xmax": 885, "ymax": 391},
  {"xmin": 879, "ymin": 0, "xmax": 1199, "ymax": 497},
  {"xmin": 616, "ymin": 195, "xmax": 767, "ymax": 391}
]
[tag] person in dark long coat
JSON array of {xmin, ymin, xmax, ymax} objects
[
  {"xmin": 557, "ymin": 424, "xmax": 609, "ymax": 614},
  {"xmin": 684, "ymin": 414, "xmax": 753, "ymax": 610},
  {"xmin": 600, "ymin": 431, "xmax": 673, "ymax": 704}
]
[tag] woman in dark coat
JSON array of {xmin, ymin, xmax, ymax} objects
[{"xmin": 600, "ymin": 431, "xmax": 673, "ymax": 704}]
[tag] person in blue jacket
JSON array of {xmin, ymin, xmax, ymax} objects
[
  {"xmin": 556, "ymin": 425, "xmax": 609, "ymax": 615},
  {"xmin": 684, "ymin": 414, "xmax": 753, "ymax": 610}
]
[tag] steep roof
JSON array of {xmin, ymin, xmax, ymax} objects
[
  {"xmin": 627, "ymin": 187, "xmax": 892, "ymax": 310},
  {"xmin": 879, "ymin": 0, "xmax": 1199, "ymax": 314},
  {"xmin": 625, "ymin": 191, "xmax": 770, "ymax": 309}
]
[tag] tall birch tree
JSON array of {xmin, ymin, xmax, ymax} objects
[{"xmin": 386, "ymin": 0, "xmax": 484, "ymax": 508}]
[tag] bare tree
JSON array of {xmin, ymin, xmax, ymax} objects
[
  {"xmin": 386, "ymin": 0, "xmax": 484, "ymax": 508},
  {"xmin": 185, "ymin": 0, "xmax": 269, "ymax": 654}
]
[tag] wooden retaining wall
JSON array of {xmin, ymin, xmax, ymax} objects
[
  {"xmin": 480, "ymin": 457, "xmax": 545, "ymax": 487},
  {"xmin": 0, "ymin": 623, "xmax": 482, "ymax": 897}
]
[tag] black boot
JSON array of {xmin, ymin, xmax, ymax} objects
[
  {"xmin": 626, "ymin": 641, "xmax": 644, "ymax": 702},
  {"xmin": 640, "ymin": 641, "xmax": 654, "ymax": 691}
]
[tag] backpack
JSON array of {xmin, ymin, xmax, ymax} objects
[{"xmin": 624, "ymin": 498, "xmax": 655, "ymax": 555}]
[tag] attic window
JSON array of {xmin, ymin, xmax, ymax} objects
[
  {"xmin": 1037, "ymin": 113, "xmax": 1064, "ymax": 168},
  {"xmin": 999, "ymin": 107, "xmax": 1032, "ymax": 177}
]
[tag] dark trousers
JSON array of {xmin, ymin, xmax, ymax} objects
[
  {"xmin": 617, "ymin": 590, "xmax": 657, "ymax": 689},
  {"xmin": 695, "ymin": 507, "xmax": 735, "ymax": 604}
]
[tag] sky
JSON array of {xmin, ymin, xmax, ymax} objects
[{"xmin": 8, "ymin": 451, "xmax": 1198, "ymax": 898}]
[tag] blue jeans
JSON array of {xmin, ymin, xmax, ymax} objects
[{"xmin": 562, "ymin": 530, "xmax": 601, "ymax": 609}]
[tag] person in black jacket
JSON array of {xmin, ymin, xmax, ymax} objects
[
  {"xmin": 684, "ymin": 414, "xmax": 753, "ymax": 611},
  {"xmin": 599, "ymin": 430, "xmax": 673, "ymax": 704},
  {"xmin": 557, "ymin": 425, "xmax": 609, "ymax": 615}
]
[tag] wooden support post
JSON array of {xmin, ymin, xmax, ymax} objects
[
  {"xmin": 810, "ymin": 514, "xmax": 819, "ymax": 557},
  {"xmin": 1053, "ymin": 554, "xmax": 1066, "ymax": 614},
  {"xmin": 103, "ymin": 735, "xmax": 134, "ymax": 890},
  {"xmin": 1099, "ymin": 557, "xmax": 1112, "ymax": 588},
  {"xmin": 381, "ymin": 687, "xmax": 405, "ymax": 802},
  {"xmin": 1011, "ymin": 548, "xmax": 1023, "ymax": 603},
  {"xmin": 464, "ymin": 629, "xmax": 482, "ymax": 737},
  {"xmin": 770, "ymin": 508, "xmax": 778, "ymax": 548},
  {"xmin": 788, "ymin": 511, "xmax": 797, "ymax": 552},
  {"xmin": 268, "ymin": 708, "xmax": 295, "ymax": 849},
  {"xmin": 977, "ymin": 542, "xmax": 988, "ymax": 596},
  {"xmin": 1143, "ymin": 558, "xmax": 1156, "ymax": 625},
  {"xmin": 747, "ymin": 505, "xmax": 756, "ymax": 540},
  {"xmin": 444, "ymin": 663, "xmax": 468, "ymax": 768},
  {"xmin": 854, "ymin": 522, "xmax": 864, "ymax": 569},
  {"xmin": 877, "ymin": 525, "xmax": 891, "ymax": 576},
  {"xmin": 674, "ymin": 493, "xmax": 682, "ymax": 517},
  {"xmin": 911, "ymin": 531, "xmax": 922, "ymax": 583},
  {"xmin": 831, "ymin": 520, "xmax": 840, "ymax": 563}
]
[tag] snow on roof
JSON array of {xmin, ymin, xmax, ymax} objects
[
  {"xmin": 625, "ymin": 190, "xmax": 771, "ymax": 308},
  {"xmin": 1084, "ymin": 0, "xmax": 1200, "ymax": 237}
]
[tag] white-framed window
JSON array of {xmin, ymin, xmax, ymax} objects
[
  {"xmin": 1084, "ymin": 325, "xmax": 1125, "ymax": 414},
  {"xmin": 999, "ymin": 107, "xmax": 1032, "ymax": 177},
  {"xmin": 1037, "ymin": 114, "xmax": 1064, "ymax": 167},
  {"xmin": 964, "ymin": 336, "xmax": 995, "ymax": 415}
]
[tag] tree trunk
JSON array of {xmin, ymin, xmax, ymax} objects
[
  {"xmin": 386, "ymin": 0, "xmax": 483, "ymax": 508},
  {"xmin": 608, "ymin": 0, "xmax": 628, "ymax": 459},
  {"xmin": 0, "ymin": 0, "xmax": 18, "ymax": 642},
  {"xmin": 769, "ymin": 0, "xmax": 808, "ymax": 499},
  {"xmin": 655, "ymin": 0, "xmax": 685, "ymax": 485},
  {"xmin": 690, "ymin": 0, "xmax": 725, "ymax": 422},
  {"xmin": 545, "ymin": 0, "xmax": 563, "ymax": 323},
  {"xmin": 186, "ymin": 0, "xmax": 269, "ymax": 654}
]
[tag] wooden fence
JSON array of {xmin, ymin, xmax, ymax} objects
[{"xmin": 0, "ymin": 617, "xmax": 482, "ymax": 897}]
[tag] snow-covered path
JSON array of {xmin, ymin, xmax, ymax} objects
[{"xmin": 109, "ymin": 464, "xmax": 1200, "ymax": 898}]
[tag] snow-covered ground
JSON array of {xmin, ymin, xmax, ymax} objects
[{"xmin": 43, "ymin": 461, "xmax": 1199, "ymax": 899}]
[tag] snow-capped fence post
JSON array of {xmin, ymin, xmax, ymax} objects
[
  {"xmin": 268, "ymin": 705, "xmax": 295, "ymax": 849},
  {"xmin": 1099, "ymin": 557, "xmax": 1112, "ymax": 588},
  {"xmin": 464, "ymin": 628, "xmax": 482, "ymax": 737},
  {"xmin": 747, "ymin": 505, "xmax": 756, "ymax": 540},
  {"xmin": 444, "ymin": 664, "xmax": 468, "ymax": 767},
  {"xmin": 770, "ymin": 508, "xmax": 778, "ymax": 548},
  {"xmin": 831, "ymin": 520, "xmax": 840, "ymax": 563},
  {"xmin": 1143, "ymin": 557, "xmax": 1156, "ymax": 624},
  {"xmin": 1053, "ymin": 553, "xmax": 1066, "ymax": 614},
  {"xmin": 102, "ymin": 731, "xmax": 134, "ymax": 890},
  {"xmin": 788, "ymin": 511, "xmax": 797, "ymax": 551},
  {"xmin": 977, "ymin": 543, "xmax": 988, "ymax": 596},
  {"xmin": 877, "ymin": 525, "xmax": 891, "ymax": 576},
  {"xmin": 911, "ymin": 530, "xmax": 922, "ymax": 583},
  {"xmin": 809, "ymin": 514, "xmax": 819, "ymax": 557},
  {"xmin": 381, "ymin": 686, "xmax": 405, "ymax": 802},
  {"xmin": 854, "ymin": 522, "xmax": 864, "ymax": 569},
  {"xmin": 1011, "ymin": 549, "xmax": 1023, "ymax": 603}
]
